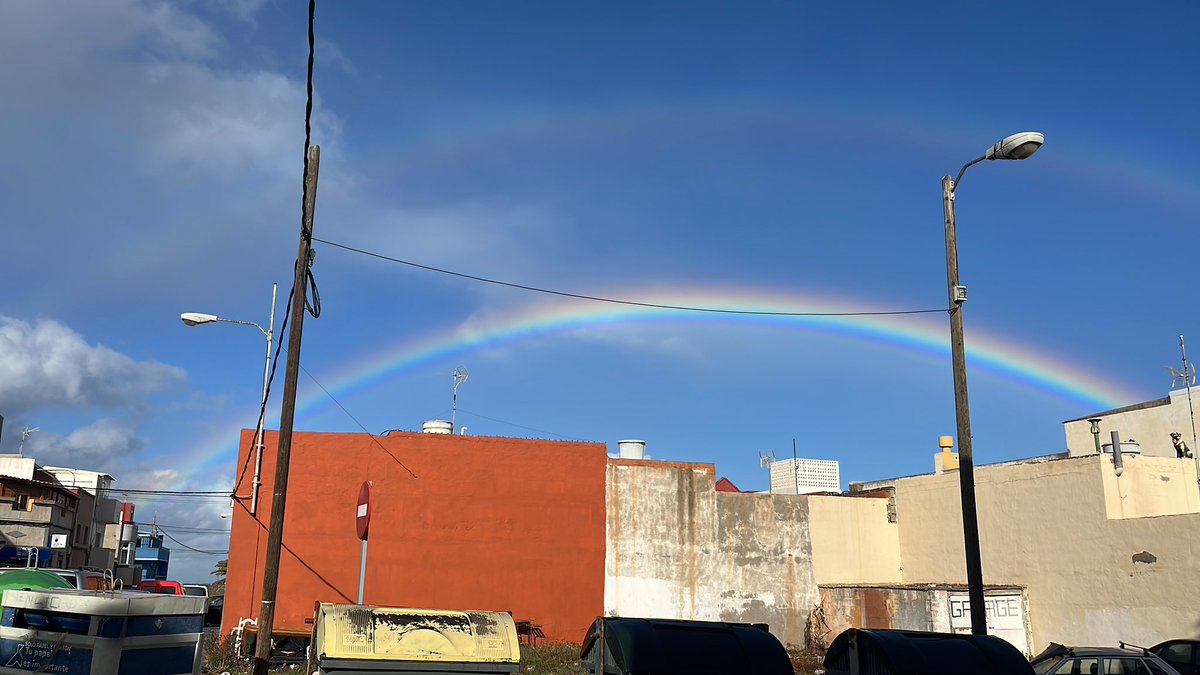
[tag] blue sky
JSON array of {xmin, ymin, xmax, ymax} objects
[{"xmin": 2, "ymin": 1, "xmax": 1198, "ymax": 582}]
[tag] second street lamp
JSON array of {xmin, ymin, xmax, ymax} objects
[
  {"xmin": 181, "ymin": 283, "xmax": 278, "ymax": 515},
  {"xmin": 942, "ymin": 131, "xmax": 1043, "ymax": 635}
]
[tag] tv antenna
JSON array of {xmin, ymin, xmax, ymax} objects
[
  {"xmin": 18, "ymin": 427, "xmax": 39, "ymax": 457},
  {"xmin": 759, "ymin": 449, "xmax": 776, "ymax": 467},
  {"xmin": 451, "ymin": 366, "xmax": 469, "ymax": 433},
  {"xmin": 1172, "ymin": 336, "xmax": 1198, "ymax": 467}
]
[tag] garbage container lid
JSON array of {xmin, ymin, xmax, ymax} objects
[
  {"xmin": 0, "ymin": 569, "xmax": 72, "ymax": 605},
  {"xmin": 824, "ymin": 629, "xmax": 1035, "ymax": 675},
  {"xmin": 579, "ymin": 617, "xmax": 792, "ymax": 675}
]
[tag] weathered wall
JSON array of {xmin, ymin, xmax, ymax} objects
[
  {"xmin": 817, "ymin": 586, "xmax": 939, "ymax": 645},
  {"xmin": 1064, "ymin": 389, "xmax": 1199, "ymax": 457},
  {"xmin": 1100, "ymin": 453, "xmax": 1200, "ymax": 518},
  {"xmin": 604, "ymin": 459, "xmax": 817, "ymax": 646},
  {"xmin": 808, "ymin": 494, "xmax": 901, "ymax": 585},
  {"xmin": 224, "ymin": 430, "xmax": 608, "ymax": 643},
  {"xmin": 818, "ymin": 586, "xmax": 1030, "ymax": 655},
  {"xmin": 888, "ymin": 454, "xmax": 1200, "ymax": 651}
]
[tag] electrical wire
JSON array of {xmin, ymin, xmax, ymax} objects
[
  {"xmin": 231, "ymin": 287, "xmax": 291, "ymax": 498},
  {"xmin": 156, "ymin": 527, "xmax": 228, "ymax": 555},
  {"xmin": 231, "ymin": 0, "xmax": 322, "ymax": 499},
  {"xmin": 134, "ymin": 522, "xmax": 230, "ymax": 534},
  {"xmin": 99, "ymin": 488, "xmax": 228, "ymax": 495},
  {"xmin": 299, "ymin": 363, "xmax": 418, "ymax": 478},
  {"xmin": 313, "ymin": 238, "xmax": 950, "ymax": 317},
  {"xmin": 457, "ymin": 409, "xmax": 582, "ymax": 441}
]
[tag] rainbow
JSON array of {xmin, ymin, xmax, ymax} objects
[{"xmin": 183, "ymin": 287, "xmax": 1147, "ymax": 478}]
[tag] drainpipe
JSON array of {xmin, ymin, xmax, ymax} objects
[
  {"xmin": 1110, "ymin": 430, "xmax": 1124, "ymax": 477},
  {"xmin": 1088, "ymin": 418, "xmax": 1103, "ymax": 454}
]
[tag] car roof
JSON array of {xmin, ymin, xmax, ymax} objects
[
  {"xmin": 1036, "ymin": 643, "xmax": 1167, "ymax": 660},
  {"xmin": 1034, "ymin": 644, "xmax": 1183, "ymax": 675}
]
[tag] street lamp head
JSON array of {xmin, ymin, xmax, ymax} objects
[
  {"xmin": 984, "ymin": 131, "xmax": 1044, "ymax": 161},
  {"xmin": 180, "ymin": 312, "xmax": 219, "ymax": 327}
]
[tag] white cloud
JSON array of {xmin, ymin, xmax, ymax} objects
[
  {"xmin": 0, "ymin": 317, "xmax": 184, "ymax": 415},
  {"xmin": 23, "ymin": 419, "xmax": 144, "ymax": 469},
  {"xmin": 0, "ymin": 0, "xmax": 342, "ymax": 180},
  {"xmin": 317, "ymin": 37, "xmax": 359, "ymax": 77},
  {"xmin": 346, "ymin": 202, "xmax": 565, "ymax": 291},
  {"xmin": 211, "ymin": 0, "xmax": 270, "ymax": 25}
]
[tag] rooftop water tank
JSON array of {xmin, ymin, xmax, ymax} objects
[
  {"xmin": 1101, "ymin": 440, "xmax": 1142, "ymax": 455},
  {"xmin": 422, "ymin": 420, "xmax": 453, "ymax": 435},
  {"xmin": 618, "ymin": 440, "xmax": 646, "ymax": 459}
]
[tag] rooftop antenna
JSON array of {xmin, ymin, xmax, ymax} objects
[
  {"xmin": 758, "ymin": 449, "xmax": 776, "ymax": 467},
  {"xmin": 17, "ymin": 427, "xmax": 38, "ymax": 457},
  {"xmin": 1170, "ymin": 336, "xmax": 1199, "ymax": 470},
  {"xmin": 451, "ymin": 366, "xmax": 469, "ymax": 434},
  {"xmin": 793, "ymin": 438, "xmax": 800, "ymax": 495}
]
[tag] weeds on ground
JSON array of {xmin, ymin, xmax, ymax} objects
[
  {"xmin": 201, "ymin": 632, "xmax": 290, "ymax": 674},
  {"xmin": 786, "ymin": 644, "xmax": 827, "ymax": 675},
  {"xmin": 520, "ymin": 642, "xmax": 587, "ymax": 675}
]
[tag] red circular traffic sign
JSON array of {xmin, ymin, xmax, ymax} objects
[{"xmin": 356, "ymin": 481, "xmax": 372, "ymax": 540}]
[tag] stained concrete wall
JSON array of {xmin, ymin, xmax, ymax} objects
[
  {"xmin": 604, "ymin": 458, "xmax": 817, "ymax": 646},
  {"xmin": 224, "ymin": 430, "xmax": 608, "ymax": 643},
  {"xmin": 882, "ymin": 453, "xmax": 1200, "ymax": 651},
  {"xmin": 1064, "ymin": 389, "xmax": 1200, "ymax": 458}
]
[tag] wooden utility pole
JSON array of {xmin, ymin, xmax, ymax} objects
[{"xmin": 253, "ymin": 145, "xmax": 320, "ymax": 675}]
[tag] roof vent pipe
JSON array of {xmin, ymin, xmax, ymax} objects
[{"xmin": 617, "ymin": 440, "xmax": 646, "ymax": 460}]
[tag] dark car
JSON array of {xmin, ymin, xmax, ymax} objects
[
  {"xmin": 1031, "ymin": 643, "xmax": 1181, "ymax": 675},
  {"xmin": 1151, "ymin": 641, "xmax": 1200, "ymax": 675},
  {"xmin": 205, "ymin": 595, "xmax": 223, "ymax": 627}
]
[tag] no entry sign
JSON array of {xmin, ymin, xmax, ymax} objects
[{"xmin": 356, "ymin": 481, "xmax": 372, "ymax": 540}]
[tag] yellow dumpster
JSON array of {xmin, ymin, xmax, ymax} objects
[{"xmin": 308, "ymin": 604, "xmax": 520, "ymax": 675}]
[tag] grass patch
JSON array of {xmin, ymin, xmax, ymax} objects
[{"xmin": 520, "ymin": 642, "xmax": 587, "ymax": 675}]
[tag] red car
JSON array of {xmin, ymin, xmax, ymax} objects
[{"xmin": 135, "ymin": 580, "xmax": 185, "ymax": 595}]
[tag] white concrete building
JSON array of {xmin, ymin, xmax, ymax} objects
[{"xmin": 769, "ymin": 457, "xmax": 841, "ymax": 494}]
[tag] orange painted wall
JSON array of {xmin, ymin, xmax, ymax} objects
[{"xmin": 222, "ymin": 430, "xmax": 608, "ymax": 643}]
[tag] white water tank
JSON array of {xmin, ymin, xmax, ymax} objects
[
  {"xmin": 422, "ymin": 420, "xmax": 454, "ymax": 435},
  {"xmin": 1101, "ymin": 440, "xmax": 1141, "ymax": 455},
  {"xmin": 618, "ymin": 440, "xmax": 646, "ymax": 459}
]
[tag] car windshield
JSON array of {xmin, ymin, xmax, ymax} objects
[{"xmin": 184, "ymin": 587, "xmax": 206, "ymax": 596}]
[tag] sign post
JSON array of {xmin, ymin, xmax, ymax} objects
[{"xmin": 356, "ymin": 481, "xmax": 372, "ymax": 604}]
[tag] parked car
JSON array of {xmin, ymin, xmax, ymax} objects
[
  {"xmin": 135, "ymin": 580, "xmax": 185, "ymax": 595},
  {"xmin": 205, "ymin": 595, "xmax": 224, "ymax": 627},
  {"xmin": 1151, "ymin": 641, "xmax": 1200, "ymax": 675},
  {"xmin": 1032, "ymin": 643, "xmax": 1182, "ymax": 675},
  {"xmin": 38, "ymin": 568, "xmax": 112, "ymax": 591}
]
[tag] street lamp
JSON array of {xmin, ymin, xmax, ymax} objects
[
  {"xmin": 181, "ymin": 283, "xmax": 278, "ymax": 515},
  {"xmin": 942, "ymin": 131, "xmax": 1043, "ymax": 636}
]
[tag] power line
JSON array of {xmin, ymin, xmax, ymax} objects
[
  {"xmin": 156, "ymin": 527, "xmax": 228, "ymax": 555},
  {"xmin": 314, "ymin": 237, "xmax": 949, "ymax": 317},
  {"xmin": 133, "ymin": 521, "xmax": 230, "ymax": 534},
  {"xmin": 458, "ymin": 408, "xmax": 582, "ymax": 441},
  {"xmin": 299, "ymin": 363, "xmax": 418, "ymax": 479},
  {"xmin": 99, "ymin": 488, "xmax": 228, "ymax": 496}
]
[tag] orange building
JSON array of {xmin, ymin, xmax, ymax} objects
[{"xmin": 222, "ymin": 429, "xmax": 608, "ymax": 646}]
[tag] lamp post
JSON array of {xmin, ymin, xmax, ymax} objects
[
  {"xmin": 942, "ymin": 131, "xmax": 1043, "ymax": 635},
  {"xmin": 182, "ymin": 283, "xmax": 278, "ymax": 515}
]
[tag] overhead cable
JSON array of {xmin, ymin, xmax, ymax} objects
[{"xmin": 313, "ymin": 237, "xmax": 948, "ymax": 317}]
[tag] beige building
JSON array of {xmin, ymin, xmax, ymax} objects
[
  {"xmin": 602, "ymin": 426, "xmax": 1200, "ymax": 656},
  {"xmin": 850, "ymin": 451, "xmax": 1200, "ymax": 652},
  {"xmin": 1064, "ymin": 387, "xmax": 1200, "ymax": 458}
]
